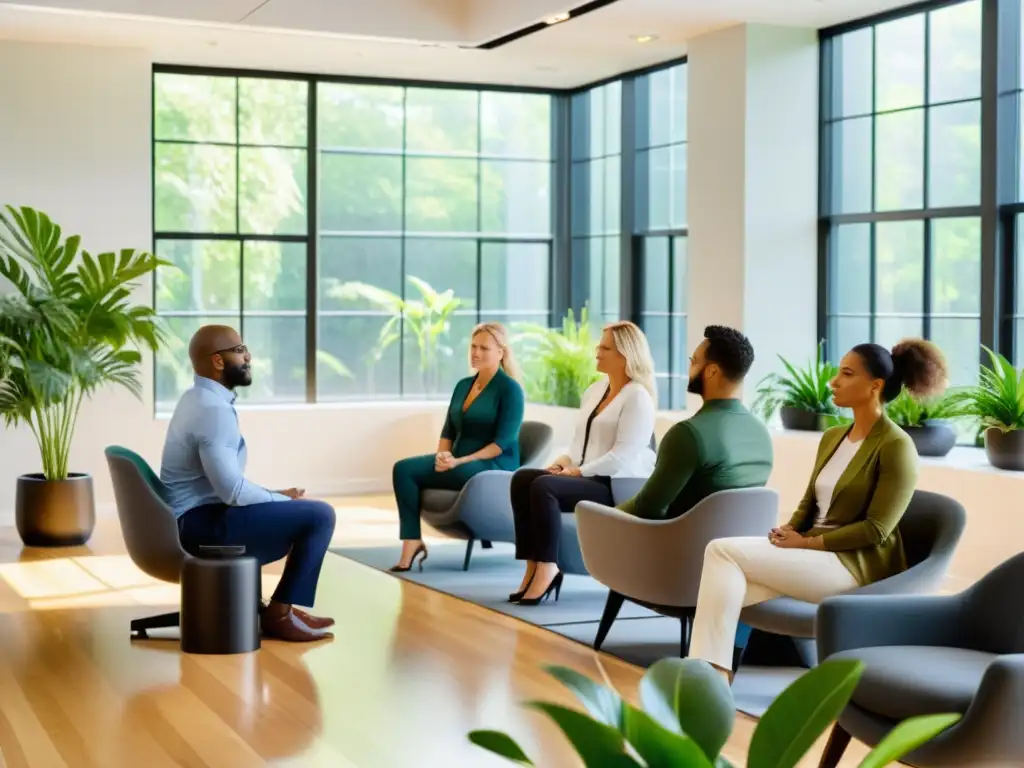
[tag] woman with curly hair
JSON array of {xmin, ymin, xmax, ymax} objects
[{"xmin": 686, "ymin": 338, "xmax": 949, "ymax": 680}]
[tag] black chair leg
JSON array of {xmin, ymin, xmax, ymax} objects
[
  {"xmin": 680, "ymin": 608, "xmax": 695, "ymax": 657},
  {"xmin": 130, "ymin": 611, "xmax": 181, "ymax": 639},
  {"xmin": 593, "ymin": 591, "xmax": 625, "ymax": 651},
  {"xmin": 817, "ymin": 723, "xmax": 852, "ymax": 768},
  {"xmin": 463, "ymin": 539, "xmax": 476, "ymax": 571},
  {"xmin": 481, "ymin": 540, "xmax": 493, "ymax": 549}
]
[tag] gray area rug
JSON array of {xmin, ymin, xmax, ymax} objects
[{"xmin": 331, "ymin": 541, "xmax": 801, "ymax": 717}]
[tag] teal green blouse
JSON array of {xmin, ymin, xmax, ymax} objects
[{"xmin": 441, "ymin": 368, "xmax": 525, "ymax": 469}]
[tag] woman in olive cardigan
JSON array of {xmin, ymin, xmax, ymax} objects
[
  {"xmin": 389, "ymin": 322, "xmax": 526, "ymax": 572},
  {"xmin": 687, "ymin": 338, "xmax": 949, "ymax": 678}
]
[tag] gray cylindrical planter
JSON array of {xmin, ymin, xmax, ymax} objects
[
  {"xmin": 902, "ymin": 421, "xmax": 958, "ymax": 457},
  {"xmin": 780, "ymin": 406, "xmax": 823, "ymax": 431},
  {"xmin": 984, "ymin": 427, "xmax": 1024, "ymax": 471},
  {"xmin": 15, "ymin": 473, "xmax": 95, "ymax": 547}
]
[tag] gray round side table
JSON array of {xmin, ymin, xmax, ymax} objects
[{"xmin": 180, "ymin": 545, "xmax": 261, "ymax": 654}]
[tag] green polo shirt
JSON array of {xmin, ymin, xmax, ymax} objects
[{"xmin": 617, "ymin": 398, "xmax": 774, "ymax": 520}]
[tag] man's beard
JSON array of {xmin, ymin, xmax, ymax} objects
[
  {"xmin": 223, "ymin": 361, "xmax": 252, "ymax": 389},
  {"xmin": 686, "ymin": 367, "xmax": 704, "ymax": 396}
]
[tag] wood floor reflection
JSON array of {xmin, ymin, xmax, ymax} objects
[{"xmin": 0, "ymin": 497, "xmax": 870, "ymax": 767}]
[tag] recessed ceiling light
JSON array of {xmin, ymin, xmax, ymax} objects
[
  {"xmin": 632, "ymin": 34, "xmax": 658, "ymax": 44},
  {"xmin": 545, "ymin": 12, "xmax": 570, "ymax": 25}
]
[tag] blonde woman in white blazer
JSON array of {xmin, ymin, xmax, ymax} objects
[{"xmin": 508, "ymin": 321, "xmax": 658, "ymax": 606}]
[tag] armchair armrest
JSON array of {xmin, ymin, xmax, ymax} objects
[
  {"xmin": 953, "ymin": 654, "xmax": 1024, "ymax": 761},
  {"xmin": 452, "ymin": 470, "xmax": 517, "ymax": 544},
  {"xmin": 575, "ymin": 488, "xmax": 778, "ymax": 608},
  {"xmin": 817, "ymin": 593, "xmax": 965, "ymax": 660}
]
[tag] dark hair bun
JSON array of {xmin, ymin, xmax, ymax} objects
[{"xmin": 889, "ymin": 338, "xmax": 948, "ymax": 400}]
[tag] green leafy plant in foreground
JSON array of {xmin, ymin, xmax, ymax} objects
[
  {"xmin": 513, "ymin": 305, "xmax": 601, "ymax": 408},
  {"xmin": 885, "ymin": 387, "xmax": 970, "ymax": 428},
  {"xmin": 0, "ymin": 205, "xmax": 167, "ymax": 480},
  {"xmin": 468, "ymin": 658, "xmax": 959, "ymax": 767},
  {"xmin": 948, "ymin": 346, "xmax": 1024, "ymax": 433},
  {"xmin": 753, "ymin": 341, "xmax": 839, "ymax": 422}
]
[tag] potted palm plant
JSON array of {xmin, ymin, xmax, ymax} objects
[
  {"xmin": 886, "ymin": 388, "xmax": 968, "ymax": 458},
  {"xmin": 752, "ymin": 341, "xmax": 839, "ymax": 431},
  {"xmin": 0, "ymin": 206, "xmax": 166, "ymax": 546},
  {"xmin": 951, "ymin": 347, "xmax": 1024, "ymax": 471},
  {"xmin": 469, "ymin": 657, "xmax": 958, "ymax": 767},
  {"xmin": 512, "ymin": 305, "xmax": 601, "ymax": 408}
]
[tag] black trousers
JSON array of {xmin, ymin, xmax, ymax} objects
[{"xmin": 511, "ymin": 468, "xmax": 614, "ymax": 563}]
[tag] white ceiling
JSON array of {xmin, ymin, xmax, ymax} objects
[{"xmin": 0, "ymin": 0, "xmax": 925, "ymax": 88}]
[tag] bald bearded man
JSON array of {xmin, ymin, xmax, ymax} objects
[{"xmin": 160, "ymin": 324, "xmax": 336, "ymax": 642}]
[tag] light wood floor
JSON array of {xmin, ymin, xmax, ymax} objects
[{"xmin": 0, "ymin": 495, "xmax": 872, "ymax": 767}]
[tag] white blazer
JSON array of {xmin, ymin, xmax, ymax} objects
[{"xmin": 565, "ymin": 378, "xmax": 657, "ymax": 478}]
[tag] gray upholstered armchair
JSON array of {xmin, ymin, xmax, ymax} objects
[
  {"xmin": 574, "ymin": 487, "xmax": 780, "ymax": 655},
  {"xmin": 419, "ymin": 420, "xmax": 554, "ymax": 570},
  {"xmin": 815, "ymin": 552, "xmax": 1024, "ymax": 768},
  {"xmin": 738, "ymin": 489, "xmax": 966, "ymax": 667}
]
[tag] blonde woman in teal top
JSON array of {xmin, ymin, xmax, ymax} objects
[{"xmin": 390, "ymin": 322, "xmax": 526, "ymax": 572}]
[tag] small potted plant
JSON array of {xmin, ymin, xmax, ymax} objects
[
  {"xmin": 0, "ymin": 206, "xmax": 167, "ymax": 546},
  {"xmin": 886, "ymin": 388, "xmax": 967, "ymax": 458},
  {"xmin": 951, "ymin": 347, "xmax": 1024, "ymax": 471},
  {"xmin": 468, "ymin": 657, "xmax": 958, "ymax": 767},
  {"xmin": 753, "ymin": 341, "xmax": 839, "ymax": 431}
]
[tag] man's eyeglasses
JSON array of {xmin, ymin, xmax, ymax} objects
[{"xmin": 213, "ymin": 344, "xmax": 248, "ymax": 356}]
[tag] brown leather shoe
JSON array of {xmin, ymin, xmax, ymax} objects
[
  {"xmin": 293, "ymin": 607, "xmax": 335, "ymax": 629},
  {"xmin": 261, "ymin": 607, "xmax": 333, "ymax": 642}
]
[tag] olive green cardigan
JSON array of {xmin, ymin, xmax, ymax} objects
[{"xmin": 788, "ymin": 415, "xmax": 918, "ymax": 586}]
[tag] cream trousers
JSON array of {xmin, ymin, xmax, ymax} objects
[{"xmin": 687, "ymin": 536, "xmax": 860, "ymax": 671}]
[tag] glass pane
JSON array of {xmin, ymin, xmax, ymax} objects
[
  {"xmin": 1017, "ymin": 319, "xmax": 1024, "ymax": 369},
  {"xmin": 875, "ymin": 14, "xmax": 926, "ymax": 112},
  {"xmin": 243, "ymin": 242, "xmax": 306, "ymax": 312},
  {"xmin": 156, "ymin": 315, "xmax": 235, "ymax": 408},
  {"xmin": 405, "ymin": 88, "xmax": 477, "ymax": 154},
  {"xmin": 928, "ymin": 102, "xmax": 980, "ymax": 208},
  {"xmin": 644, "ymin": 145, "xmax": 686, "ymax": 230},
  {"xmin": 155, "ymin": 239, "xmax": 241, "ymax": 313},
  {"xmin": 830, "ymin": 117, "xmax": 872, "ymax": 214},
  {"xmin": 318, "ymin": 83, "xmax": 404, "ymax": 151},
  {"xmin": 928, "ymin": 0, "xmax": 982, "ymax": 103},
  {"xmin": 831, "ymin": 28, "xmax": 873, "ymax": 118},
  {"xmin": 317, "ymin": 314, "xmax": 401, "ymax": 400},
  {"xmin": 932, "ymin": 218, "xmax": 981, "ymax": 314},
  {"xmin": 671, "ymin": 315, "xmax": 687, "ymax": 374},
  {"xmin": 829, "ymin": 223, "xmax": 871, "ymax": 314},
  {"xmin": 480, "ymin": 160, "xmax": 551, "ymax": 235},
  {"xmin": 571, "ymin": 90, "xmax": 599, "ymax": 161},
  {"xmin": 1018, "ymin": 214, "xmax": 1024, "ymax": 313},
  {"xmin": 404, "ymin": 238, "xmax": 477, "ymax": 309},
  {"xmin": 585, "ymin": 86, "xmax": 606, "ymax": 158},
  {"xmin": 671, "ymin": 143, "xmax": 687, "ymax": 229},
  {"xmin": 875, "ymin": 316, "xmax": 924, "ymax": 349},
  {"xmin": 604, "ymin": 81, "xmax": 622, "ymax": 156},
  {"xmin": 318, "ymin": 237, "xmax": 402, "ymax": 311},
  {"xmin": 155, "ymin": 144, "xmax": 236, "ymax": 233},
  {"xmin": 672, "ymin": 236, "xmax": 687, "ymax": 312},
  {"xmin": 930, "ymin": 318, "xmax": 980, "ymax": 387},
  {"xmin": 405, "ymin": 158, "xmax": 478, "ymax": 232},
  {"xmin": 319, "ymin": 154, "xmax": 402, "ymax": 232},
  {"xmin": 238, "ymin": 316, "xmax": 306, "ymax": 403},
  {"xmin": 643, "ymin": 237, "xmax": 670, "ymax": 313},
  {"xmin": 239, "ymin": 148, "xmax": 307, "ymax": 235},
  {"xmin": 643, "ymin": 315, "xmax": 670, "ymax": 373},
  {"xmin": 403, "ymin": 312, "xmax": 477, "ymax": 397},
  {"xmin": 875, "ymin": 109, "xmax": 924, "ymax": 211},
  {"xmin": 480, "ymin": 243, "xmax": 549, "ymax": 311},
  {"xmin": 876, "ymin": 220, "xmax": 924, "ymax": 314},
  {"xmin": 604, "ymin": 155, "xmax": 621, "ymax": 234},
  {"xmin": 480, "ymin": 92, "xmax": 551, "ymax": 158},
  {"xmin": 585, "ymin": 158, "xmax": 606, "ymax": 234},
  {"xmin": 827, "ymin": 316, "xmax": 871, "ymax": 363},
  {"xmin": 646, "ymin": 64, "xmax": 687, "ymax": 147},
  {"xmin": 582, "ymin": 239, "xmax": 605, "ymax": 318},
  {"xmin": 670, "ymin": 376, "xmax": 686, "ymax": 411},
  {"xmin": 239, "ymin": 78, "xmax": 307, "ymax": 147},
  {"xmin": 154, "ymin": 73, "xmax": 236, "ymax": 143},
  {"xmin": 571, "ymin": 160, "xmax": 597, "ymax": 236},
  {"xmin": 603, "ymin": 236, "xmax": 621, "ymax": 317}
]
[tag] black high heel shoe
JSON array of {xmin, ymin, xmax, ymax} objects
[
  {"xmin": 517, "ymin": 571, "xmax": 563, "ymax": 606},
  {"xmin": 509, "ymin": 574, "xmax": 535, "ymax": 603},
  {"xmin": 388, "ymin": 544, "xmax": 428, "ymax": 573}
]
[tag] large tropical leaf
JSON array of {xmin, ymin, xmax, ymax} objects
[
  {"xmin": 467, "ymin": 730, "xmax": 534, "ymax": 765},
  {"xmin": 857, "ymin": 714, "xmax": 960, "ymax": 768},
  {"xmin": 623, "ymin": 704, "xmax": 715, "ymax": 768},
  {"xmin": 543, "ymin": 665, "xmax": 625, "ymax": 729},
  {"xmin": 525, "ymin": 702, "xmax": 641, "ymax": 768}
]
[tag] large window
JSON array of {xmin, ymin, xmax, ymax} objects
[
  {"xmin": 154, "ymin": 71, "xmax": 553, "ymax": 407},
  {"xmin": 635, "ymin": 63, "xmax": 689, "ymax": 408},
  {"xmin": 821, "ymin": 0, "xmax": 984, "ymax": 386},
  {"xmin": 570, "ymin": 81, "xmax": 622, "ymax": 326}
]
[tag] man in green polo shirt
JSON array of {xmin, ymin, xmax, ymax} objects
[{"xmin": 618, "ymin": 325, "xmax": 774, "ymax": 520}]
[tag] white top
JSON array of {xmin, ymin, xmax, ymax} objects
[
  {"xmin": 564, "ymin": 378, "xmax": 657, "ymax": 478},
  {"xmin": 813, "ymin": 436, "xmax": 864, "ymax": 527}
]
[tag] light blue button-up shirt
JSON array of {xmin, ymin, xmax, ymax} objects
[{"xmin": 160, "ymin": 375, "xmax": 289, "ymax": 517}]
